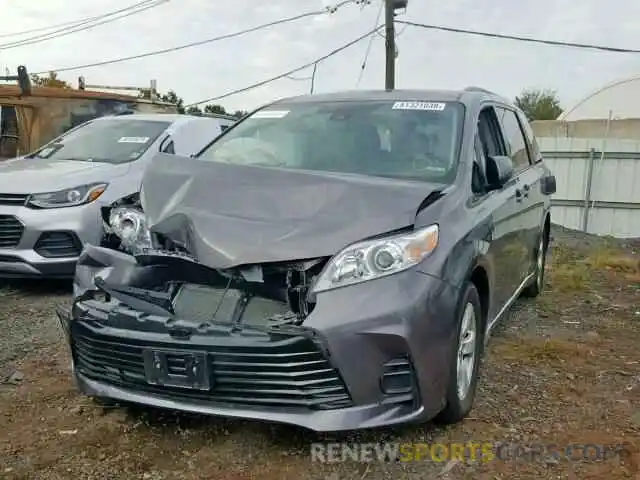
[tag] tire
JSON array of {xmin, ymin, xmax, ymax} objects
[
  {"xmin": 521, "ymin": 230, "xmax": 548, "ymax": 298},
  {"xmin": 433, "ymin": 282, "xmax": 483, "ymax": 425}
]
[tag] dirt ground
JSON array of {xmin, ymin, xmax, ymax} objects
[{"xmin": 0, "ymin": 225, "xmax": 638, "ymax": 480}]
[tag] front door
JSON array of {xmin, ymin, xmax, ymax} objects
[
  {"xmin": 476, "ymin": 106, "xmax": 524, "ymax": 315},
  {"xmin": 494, "ymin": 106, "xmax": 541, "ymax": 282}
]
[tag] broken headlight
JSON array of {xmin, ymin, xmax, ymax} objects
[
  {"xmin": 312, "ymin": 224, "xmax": 439, "ymax": 293},
  {"xmin": 108, "ymin": 206, "xmax": 152, "ymax": 253}
]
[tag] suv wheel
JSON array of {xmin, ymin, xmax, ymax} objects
[
  {"xmin": 434, "ymin": 282, "xmax": 483, "ymax": 425},
  {"xmin": 521, "ymin": 231, "xmax": 548, "ymax": 298}
]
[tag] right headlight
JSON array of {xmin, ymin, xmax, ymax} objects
[
  {"xmin": 312, "ymin": 224, "xmax": 439, "ymax": 293},
  {"xmin": 108, "ymin": 206, "xmax": 152, "ymax": 253}
]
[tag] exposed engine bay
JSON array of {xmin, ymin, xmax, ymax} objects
[{"xmin": 97, "ymin": 192, "xmax": 329, "ymax": 329}]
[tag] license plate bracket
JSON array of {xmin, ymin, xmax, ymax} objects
[{"xmin": 143, "ymin": 349, "xmax": 210, "ymax": 390}]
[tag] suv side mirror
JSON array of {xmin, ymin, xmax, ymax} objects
[
  {"xmin": 541, "ymin": 174, "xmax": 556, "ymax": 195},
  {"xmin": 486, "ymin": 155, "xmax": 514, "ymax": 190}
]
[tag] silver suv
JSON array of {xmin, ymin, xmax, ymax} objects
[{"xmin": 0, "ymin": 113, "xmax": 234, "ymax": 278}]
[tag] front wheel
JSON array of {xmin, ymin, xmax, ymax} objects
[{"xmin": 434, "ymin": 282, "xmax": 483, "ymax": 425}]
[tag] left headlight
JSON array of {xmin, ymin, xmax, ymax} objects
[
  {"xmin": 27, "ymin": 183, "xmax": 108, "ymax": 209},
  {"xmin": 312, "ymin": 224, "xmax": 439, "ymax": 293},
  {"xmin": 108, "ymin": 206, "xmax": 152, "ymax": 253}
]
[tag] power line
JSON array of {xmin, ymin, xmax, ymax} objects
[
  {"xmin": 33, "ymin": 0, "xmax": 360, "ymax": 75},
  {"xmin": 0, "ymin": 0, "xmax": 168, "ymax": 50},
  {"xmin": 396, "ymin": 20, "xmax": 640, "ymax": 54},
  {"xmin": 355, "ymin": 0, "xmax": 384, "ymax": 87},
  {"xmin": 185, "ymin": 26, "xmax": 383, "ymax": 107},
  {"xmin": 0, "ymin": 0, "xmax": 159, "ymax": 38},
  {"xmin": 285, "ymin": 74, "xmax": 313, "ymax": 81}
]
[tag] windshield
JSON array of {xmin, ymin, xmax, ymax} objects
[
  {"xmin": 197, "ymin": 100, "xmax": 465, "ymax": 182},
  {"xmin": 31, "ymin": 118, "xmax": 171, "ymax": 163}
]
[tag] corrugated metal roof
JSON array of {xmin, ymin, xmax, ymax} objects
[{"xmin": 0, "ymin": 84, "xmax": 173, "ymax": 105}]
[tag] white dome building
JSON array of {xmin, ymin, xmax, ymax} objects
[{"xmin": 559, "ymin": 74, "xmax": 640, "ymax": 121}]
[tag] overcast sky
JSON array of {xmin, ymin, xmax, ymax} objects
[{"xmin": 2, "ymin": 0, "xmax": 640, "ymax": 112}]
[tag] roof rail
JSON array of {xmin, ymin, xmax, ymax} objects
[{"xmin": 464, "ymin": 86, "xmax": 496, "ymax": 95}]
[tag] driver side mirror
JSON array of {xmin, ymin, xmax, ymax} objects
[{"xmin": 486, "ymin": 155, "xmax": 514, "ymax": 191}]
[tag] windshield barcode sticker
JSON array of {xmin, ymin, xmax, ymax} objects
[
  {"xmin": 392, "ymin": 102, "xmax": 446, "ymax": 111},
  {"xmin": 118, "ymin": 136, "xmax": 150, "ymax": 143},
  {"xmin": 252, "ymin": 110, "xmax": 289, "ymax": 119}
]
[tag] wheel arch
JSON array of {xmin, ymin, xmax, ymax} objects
[{"xmin": 467, "ymin": 262, "xmax": 490, "ymax": 332}]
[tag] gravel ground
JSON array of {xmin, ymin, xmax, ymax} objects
[{"xmin": 0, "ymin": 225, "xmax": 639, "ymax": 479}]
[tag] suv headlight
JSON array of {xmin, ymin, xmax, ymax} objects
[
  {"xmin": 312, "ymin": 224, "xmax": 439, "ymax": 293},
  {"xmin": 108, "ymin": 206, "xmax": 152, "ymax": 253},
  {"xmin": 27, "ymin": 183, "xmax": 108, "ymax": 209}
]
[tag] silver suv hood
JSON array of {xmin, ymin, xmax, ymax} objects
[{"xmin": 0, "ymin": 157, "xmax": 130, "ymax": 193}]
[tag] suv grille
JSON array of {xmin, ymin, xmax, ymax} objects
[
  {"xmin": 0, "ymin": 193, "xmax": 27, "ymax": 206},
  {"xmin": 0, "ymin": 215, "xmax": 24, "ymax": 248},
  {"xmin": 71, "ymin": 322, "xmax": 352, "ymax": 410}
]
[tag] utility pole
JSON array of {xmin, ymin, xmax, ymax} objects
[
  {"xmin": 384, "ymin": 0, "xmax": 395, "ymax": 90},
  {"xmin": 310, "ymin": 62, "xmax": 318, "ymax": 94}
]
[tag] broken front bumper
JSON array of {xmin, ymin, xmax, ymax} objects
[{"xmin": 58, "ymin": 245, "xmax": 460, "ymax": 432}]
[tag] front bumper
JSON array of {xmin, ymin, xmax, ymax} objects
[
  {"xmin": 0, "ymin": 202, "xmax": 102, "ymax": 278},
  {"xmin": 58, "ymin": 245, "xmax": 461, "ymax": 432}
]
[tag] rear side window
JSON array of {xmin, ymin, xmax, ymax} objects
[
  {"xmin": 162, "ymin": 140, "xmax": 175, "ymax": 154},
  {"xmin": 516, "ymin": 110, "xmax": 541, "ymax": 163},
  {"xmin": 495, "ymin": 107, "xmax": 531, "ymax": 171}
]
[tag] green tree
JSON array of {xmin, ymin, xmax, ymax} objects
[
  {"xmin": 203, "ymin": 105, "xmax": 247, "ymax": 118},
  {"xmin": 515, "ymin": 88, "xmax": 563, "ymax": 121},
  {"xmin": 159, "ymin": 90, "xmax": 185, "ymax": 113},
  {"xmin": 185, "ymin": 106, "xmax": 202, "ymax": 115},
  {"xmin": 203, "ymin": 104, "xmax": 227, "ymax": 115},
  {"xmin": 153, "ymin": 92, "xmax": 243, "ymax": 118},
  {"xmin": 30, "ymin": 71, "xmax": 71, "ymax": 88}
]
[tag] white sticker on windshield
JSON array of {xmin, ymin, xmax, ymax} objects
[
  {"xmin": 392, "ymin": 101, "xmax": 446, "ymax": 111},
  {"xmin": 252, "ymin": 110, "xmax": 289, "ymax": 119},
  {"xmin": 118, "ymin": 136, "xmax": 150, "ymax": 143}
]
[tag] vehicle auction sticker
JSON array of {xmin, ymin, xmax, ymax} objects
[
  {"xmin": 392, "ymin": 101, "xmax": 446, "ymax": 111},
  {"xmin": 118, "ymin": 136, "xmax": 150, "ymax": 143},
  {"xmin": 252, "ymin": 110, "xmax": 289, "ymax": 119}
]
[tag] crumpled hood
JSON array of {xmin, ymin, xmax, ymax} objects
[
  {"xmin": 0, "ymin": 157, "xmax": 130, "ymax": 193},
  {"xmin": 141, "ymin": 153, "xmax": 445, "ymax": 268}
]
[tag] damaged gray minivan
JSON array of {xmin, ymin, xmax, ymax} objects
[{"xmin": 57, "ymin": 88, "xmax": 556, "ymax": 432}]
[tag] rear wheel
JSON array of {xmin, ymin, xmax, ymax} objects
[
  {"xmin": 434, "ymin": 282, "xmax": 483, "ymax": 425},
  {"xmin": 521, "ymin": 230, "xmax": 548, "ymax": 298}
]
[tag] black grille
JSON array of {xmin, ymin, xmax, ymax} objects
[
  {"xmin": 0, "ymin": 193, "xmax": 27, "ymax": 206},
  {"xmin": 71, "ymin": 322, "xmax": 352, "ymax": 410},
  {"xmin": 380, "ymin": 356, "xmax": 415, "ymax": 397},
  {"xmin": 34, "ymin": 231, "xmax": 82, "ymax": 258},
  {"xmin": 0, "ymin": 215, "xmax": 24, "ymax": 248}
]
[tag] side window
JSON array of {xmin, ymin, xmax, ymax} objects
[
  {"xmin": 162, "ymin": 140, "xmax": 175, "ymax": 154},
  {"xmin": 516, "ymin": 110, "xmax": 541, "ymax": 163},
  {"xmin": 474, "ymin": 107, "xmax": 507, "ymax": 194},
  {"xmin": 495, "ymin": 107, "xmax": 531, "ymax": 171}
]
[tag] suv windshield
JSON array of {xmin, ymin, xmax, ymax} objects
[
  {"xmin": 31, "ymin": 118, "xmax": 171, "ymax": 163},
  {"xmin": 197, "ymin": 100, "xmax": 465, "ymax": 182}
]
